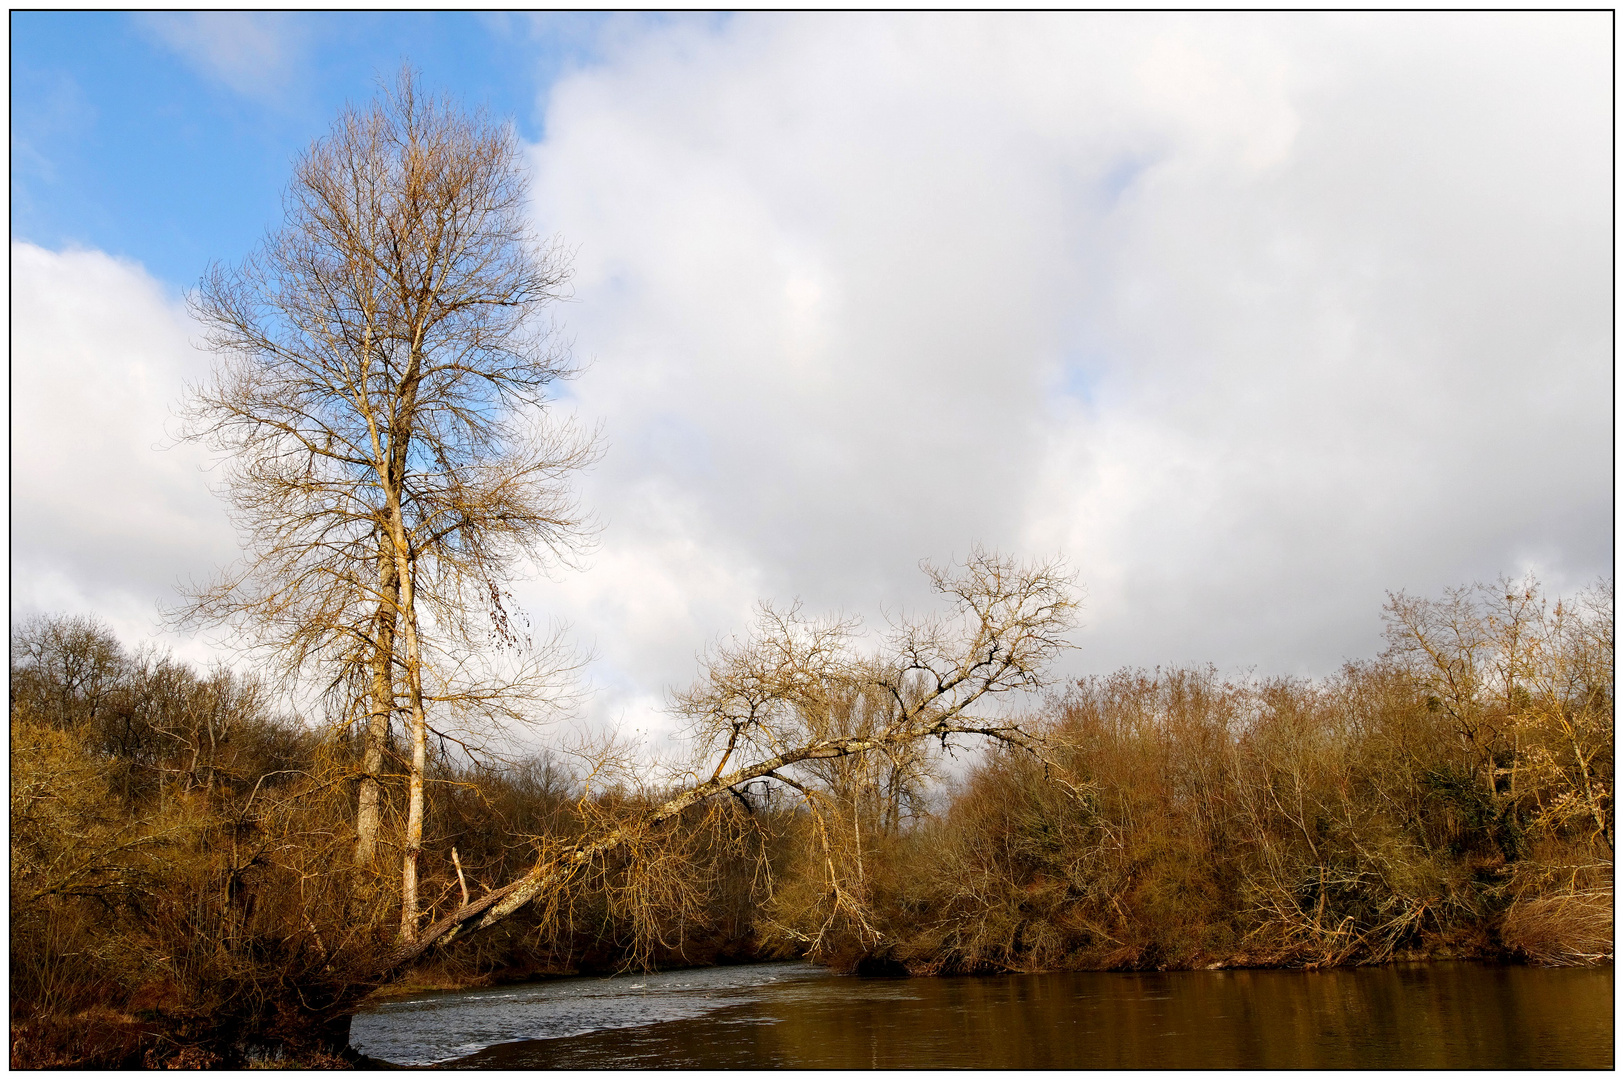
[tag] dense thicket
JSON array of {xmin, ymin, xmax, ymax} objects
[
  {"xmin": 10, "ymin": 577, "xmax": 1612, "ymax": 1067},
  {"xmin": 766, "ymin": 579, "xmax": 1613, "ymax": 975},
  {"xmin": 9, "ymin": 615, "xmax": 779, "ymax": 1067}
]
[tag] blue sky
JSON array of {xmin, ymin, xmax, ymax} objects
[
  {"xmin": 13, "ymin": 12, "xmax": 614, "ymax": 290},
  {"xmin": 12, "ymin": 13, "xmax": 1612, "ymax": 741}
]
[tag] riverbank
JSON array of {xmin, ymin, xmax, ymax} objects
[
  {"xmin": 364, "ymin": 924, "xmax": 1603, "ymax": 1011},
  {"xmin": 364, "ymin": 946, "xmax": 795, "ymax": 1005},
  {"xmin": 12, "ymin": 581, "xmax": 1611, "ymax": 1069}
]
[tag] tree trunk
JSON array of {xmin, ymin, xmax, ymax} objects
[
  {"xmin": 354, "ymin": 545, "xmax": 399, "ymax": 867},
  {"xmin": 391, "ymin": 345, "xmax": 429, "ymax": 944},
  {"xmin": 391, "ymin": 530, "xmax": 429, "ymax": 944},
  {"xmin": 398, "ymin": 635, "xmax": 428, "ymax": 943}
]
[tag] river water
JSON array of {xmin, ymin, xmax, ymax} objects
[{"xmin": 350, "ymin": 959, "xmax": 1613, "ymax": 1069}]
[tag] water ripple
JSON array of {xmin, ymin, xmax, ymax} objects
[{"xmin": 351, "ymin": 961, "xmax": 825, "ymax": 1066}]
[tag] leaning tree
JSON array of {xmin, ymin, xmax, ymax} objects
[{"xmin": 383, "ymin": 546, "xmax": 1080, "ymax": 971}]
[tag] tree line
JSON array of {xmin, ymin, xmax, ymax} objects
[
  {"xmin": 10, "ymin": 574, "xmax": 1611, "ymax": 1065},
  {"xmin": 9, "ymin": 612, "xmax": 780, "ymax": 1066},
  {"xmin": 772, "ymin": 577, "xmax": 1612, "ymax": 976},
  {"xmin": 9, "ymin": 539, "xmax": 1081, "ymax": 1067}
]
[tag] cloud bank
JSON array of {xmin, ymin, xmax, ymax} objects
[
  {"xmin": 12, "ymin": 14, "xmax": 1611, "ymax": 743},
  {"xmin": 11, "ymin": 242, "xmax": 239, "ymax": 665},
  {"xmin": 523, "ymin": 13, "xmax": 1611, "ymax": 726}
]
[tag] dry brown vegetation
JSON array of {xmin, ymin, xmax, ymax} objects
[
  {"xmin": 766, "ymin": 576, "xmax": 1613, "ymax": 977},
  {"xmin": 6, "ymin": 547, "xmax": 1077, "ymax": 1066},
  {"xmin": 8, "ymin": 615, "xmax": 785, "ymax": 1066},
  {"xmin": 10, "ymin": 575, "xmax": 1610, "ymax": 1066}
]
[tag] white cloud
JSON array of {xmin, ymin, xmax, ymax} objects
[
  {"xmin": 12, "ymin": 15, "xmax": 1610, "ymax": 748},
  {"xmin": 135, "ymin": 12, "xmax": 306, "ymax": 100},
  {"xmin": 516, "ymin": 11, "xmax": 1610, "ymax": 727},
  {"xmin": 10, "ymin": 242, "xmax": 236, "ymax": 667}
]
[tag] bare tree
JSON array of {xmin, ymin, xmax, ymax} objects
[
  {"xmin": 1509, "ymin": 579, "xmax": 1613, "ymax": 852},
  {"xmin": 177, "ymin": 68, "xmax": 595, "ymax": 941},
  {"xmin": 1382, "ymin": 581, "xmax": 1513, "ymax": 800},
  {"xmin": 1384, "ymin": 575, "xmax": 1614, "ymax": 847}
]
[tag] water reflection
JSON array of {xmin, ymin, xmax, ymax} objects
[{"xmin": 351, "ymin": 960, "xmax": 1613, "ymax": 1069}]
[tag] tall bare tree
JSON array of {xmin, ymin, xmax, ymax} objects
[{"xmin": 177, "ymin": 68, "xmax": 595, "ymax": 942}]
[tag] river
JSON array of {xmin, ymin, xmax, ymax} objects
[{"xmin": 350, "ymin": 959, "xmax": 1613, "ymax": 1069}]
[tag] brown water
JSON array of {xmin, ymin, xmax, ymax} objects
[{"xmin": 350, "ymin": 959, "xmax": 1613, "ymax": 1069}]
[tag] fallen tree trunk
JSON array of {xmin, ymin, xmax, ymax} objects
[{"xmin": 385, "ymin": 719, "xmax": 1046, "ymax": 973}]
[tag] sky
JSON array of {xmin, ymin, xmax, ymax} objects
[{"xmin": 11, "ymin": 12, "xmax": 1614, "ymax": 746}]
